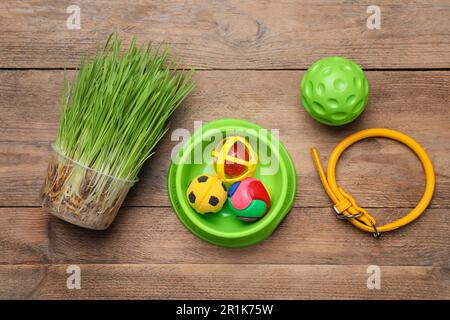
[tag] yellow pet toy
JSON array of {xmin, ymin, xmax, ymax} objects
[
  {"xmin": 212, "ymin": 136, "xmax": 258, "ymax": 184},
  {"xmin": 187, "ymin": 174, "xmax": 228, "ymax": 214}
]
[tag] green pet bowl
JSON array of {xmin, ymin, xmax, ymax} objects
[{"xmin": 168, "ymin": 119, "xmax": 296, "ymax": 247}]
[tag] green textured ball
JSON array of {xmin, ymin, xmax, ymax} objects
[{"xmin": 300, "ymin": 57, "xmax": 369, "ymax": 126}]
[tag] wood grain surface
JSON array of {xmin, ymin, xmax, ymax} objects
[
  {"xmin": 1, "ymin": 264, "xmax": 448, "ymax": 299},
  {"xmin": 0, "ymin": 0, "xmax": 449, "ymax": 300},
  {"xmin": 0, "ymin": 1, "xmax": 449, "ymax": 69},
  {"xmin": 1, "ymin": 207, "xmax": 449, "ymax": 266},
  {"xmin": 1, "ymin": 71, "xmax": 449, "ymax": 207}
]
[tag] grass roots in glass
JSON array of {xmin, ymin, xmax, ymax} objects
[{"xmin": 41, "ymin": 34, "xmax": 195, "ymax": 229}]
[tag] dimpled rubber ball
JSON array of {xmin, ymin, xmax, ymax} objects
[
  {"xmin": 300, "ymin": 56, "xmax": 369, "ymax": 126},
  {"xmin": 228, "ymin": 178, "xmax": 271, "ymax": 222},
  {"xmin": 187, "ymin": 174, "xmax": 227, "ymax": 214}
]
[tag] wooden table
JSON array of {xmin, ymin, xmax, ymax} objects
[{"xmin": 1, "ymin": 1, "xmax": 449, "ymax": 299}]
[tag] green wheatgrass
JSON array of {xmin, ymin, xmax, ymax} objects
[
  {"xmin": 42, "ymin": 35, "xmax": 194, "ymax": 223},
  {"xmin": 55, "ymin": 34, "xmax": 195, "ymax": 181}
]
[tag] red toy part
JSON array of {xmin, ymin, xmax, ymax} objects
[
  {"xmin": 229, "ymin": 178, "xmax": 271, "ymax": 214},
  {"xmin": 224, "ymin": 140, "xmax": 249, "ymax": 178},
  {"xmin": 212, "ymin": 136, "xmax": 258, "ymax": 184}
]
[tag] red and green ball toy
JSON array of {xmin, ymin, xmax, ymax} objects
[{"xmin": 228, "ymin": 178, "xmax": 271, "ymax": 222}]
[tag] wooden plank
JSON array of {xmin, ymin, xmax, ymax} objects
[
  {"xmin": 1, "ymin": 1, "xmax": 450, "ymax": 69},
  {"xmin": 0, "ymin": 208, "xmax": 50, "ymax": 264},
  {"xmin": 1, "ymin": 70, "xmax": 449, "ymax": 207},
  {"xmin": 1, "ymin": 207, "xmax": 448, "ymax": 266},
  {"xmin": 0, "ymin": 263, "xmax": 448, "ymax": 299}
]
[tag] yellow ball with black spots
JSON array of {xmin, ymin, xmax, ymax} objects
[{"xmin": 187, "ymin": 174, "xmax": 227, "ymax": 214}]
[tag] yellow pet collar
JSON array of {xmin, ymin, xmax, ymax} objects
[{"xmin": 311, "ymin": 128, "xmax": 435, "ymax": 238}]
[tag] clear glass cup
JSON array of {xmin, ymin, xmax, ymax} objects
[{"xmin": 41, "ymin": 147, "xmax": 136, "ymax": 230}]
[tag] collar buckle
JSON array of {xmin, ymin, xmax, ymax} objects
[{"xmin": 333, "ymin": 205, "xmax": 362, "ymax": 220}]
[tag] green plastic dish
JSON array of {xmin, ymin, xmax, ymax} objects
[{"xmin": 168, "ymin": 119, "xmax": 296, "ymax": 247}]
